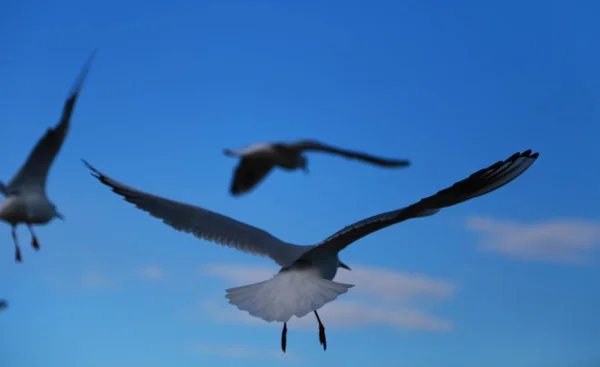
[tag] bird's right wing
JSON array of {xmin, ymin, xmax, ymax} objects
[
  {"xmin": 229, "ymin": 158, "xmax": 275, "ymax": 196},
  {"xmin": 82, "ymin": 160, "xmax": 310, "ymax": 266},
  {"xmin": 6, "ymin": 52, "xmax": 95, "ymax": 195},
  {"xmin": 290, "ymin": 139, "xmax": 411, "ymax": 167},
  {"xmin": 298, "ymin": 150, "xmax": 539, "ymax": 258}
]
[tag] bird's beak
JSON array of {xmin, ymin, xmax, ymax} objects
[
  {"xmin": 339, "ymin": 262, "xmax": 351, "ymax": 271},
  {"xmin": 55, "ymin": 212, "xmax": 66, "ymax": 221}
]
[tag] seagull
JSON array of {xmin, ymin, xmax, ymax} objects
[
  {"xmin": 0, "ymin": 300, "xmax": 7, "ymax": 312},
  {"xmin": 0, "ymin": 52, "xmax": 95, "ymax": 262},
  {"xmin": 223, "ymin": 140, "xmax": 411, "ymax": 196},
  {"xmin": 82, "ymin": 149, "xmax": 538, "ymax": 352}
]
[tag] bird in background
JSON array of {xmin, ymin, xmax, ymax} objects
[
  {"xmin": 223, "ymin": 139, "xmax": 411, "ymax": 196},
  {"xmin": 82, "ymin": 149, "xmax": 538, "ymax": 352},
  {"xmin": 0, "ymin": 300, "xmax": 7, "ymax": 312},
  {"xmin": 0, "ymin": 51, "xmax": 95, "ymax": 262}
]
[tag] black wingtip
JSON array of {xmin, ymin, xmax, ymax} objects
[
  {"xmin": 506, "ymin": 149, "xmax": 539, "ymax": 164},
  {"xmin": 517, "ymin": 150, "xmax": 539, "ymax": 160},
  {"xmin": 507, "ymin": 152, "xmax": 521, "ymax": 161},
  {"xmin": 82, "ymin": 49, "xmax": 98, "ymax": 74},
  {"xmin": 88, "ymin": 48, "xmax": 98, "ymax": 61},
  {"xmin": 67, "ymin": 50, "xmax": 96, "ymax": 98},
  {"xmin": 81, "ymin": 158, "xmax": 100, "ymax": 178},
  {"xmin": 379, "ymin": 159, "xmax": 411, "ymax": 168},
  {"xmin": 229, "ymin": 185, "xmax": 244, "ymax": 197},
  {"xmin": 81, "ymin": 158, "xmax": 92, "ymax": 169}
]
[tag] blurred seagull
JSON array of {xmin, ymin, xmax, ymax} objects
[
  {"xmin": 83, "ymin": 149, "xmax": 538, "ymax": 352},
  {"xmin": 223, "ymin": 140, "xmax": 411, "ymax": 196},
  {"xmin": 0, "ymin": 52, "xmax": 95, "ymax": 262},
  {"xmin": 0, "ymin": 300, "xmax": 7, "ymax": 312}
]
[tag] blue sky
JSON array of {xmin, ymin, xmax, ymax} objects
[{"xmin": 1, "ymin": 0, "xmax": 599, "ymax": 366}]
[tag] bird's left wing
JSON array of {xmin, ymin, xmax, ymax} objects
[
  {"xmin": 298, "ymin": 150, "xmax": 539, "ymax": 258},
  {"xmin": 229, "ymin": 158, "xmax": 275, "ymax": 196},
  {"xmin": 290, "ymin": 139, "xmax": 411, "ymax": 167},
  {"xmin": 82, "ymin": 160, "xmax": 312, "ymax": 267},
  {"xmin": 6, "ymin": 51, "xmax": 95, "ymax": 194}
]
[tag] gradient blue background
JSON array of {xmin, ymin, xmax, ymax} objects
[{"xmin": 1, "ymin": 0, "xmax": 599, "ymax": 366}]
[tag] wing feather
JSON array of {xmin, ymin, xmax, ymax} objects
[
  {"xmin": 6, "ymin": 51, "xmax": 95, "ymax": 194},
  {"xmin": 82, "ymin": 160, "xmax": 311, "ymax": 266},
  {"xmin": 229, "ymin": 158, "xmax": 274, "ymax": 196},
  {"xmin": 300, "ymin": 150, "xmax": 539, "ymax": 258},
  {"xmin": 290, "ymin": 139, "xmax": 410, "ymax": 167}
]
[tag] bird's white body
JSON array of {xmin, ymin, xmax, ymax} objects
[
  {"xmin": 306, "ymin": 251, "xmax": 343, "ymax": 280},
  {"xmin": 0, "ymin": 193, "xmax": 56, "ymax": 225}
]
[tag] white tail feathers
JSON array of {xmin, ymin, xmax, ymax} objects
[{"xmin": 225, "ymin": 269, "xmax": 354, "ymax": 323}]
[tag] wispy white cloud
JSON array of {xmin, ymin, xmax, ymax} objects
[
  {"xmin": 193, "ymin": 299, "xmax": 452, "ymax": 332},
  {"xmin": 335, "ymin": 265, "xmax": 455, "ymax": 302},
  {"xmin": 202, "ymin": 263, "xmax": 273, "ymax": 284},
  {"xmin": 81, "ymin": 270, "xmax": 117, "ymax": 289},
  {"xmin": 196, "ymin": 263, "xmax": 454, "ymax": 332},
  {"xmin": 466, "ymin": 216, "xmax": 600, "ymax": 263},
  {"xmin": 193, "ymin": 343, "xmax": 296, "ymax": 362},
  {"xmin": 45, "ymin": 269, "xmax": 117, "ymax": 292},
  {"xmin": 201, "ymin": 263, "xmax": 455, "ymax": 303},
  {"xmin": 136, "ymin": 265, "xmax": 166, "ymax": 281}
]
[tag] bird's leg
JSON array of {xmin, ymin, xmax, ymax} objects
[
  {"xmin": 11, "ymin": 226, "xmax": 21, "ymax": 262},
  {"xmin": 281, "ymin": 322, "xmax": 287, "ymax": 353},
  {"xmin": 314, "ymin": 310, "xmax": 327, "ymax": 351},
  {"xmin": 26, "ymin": 223, "xmax": 39, "ymax": 250}
]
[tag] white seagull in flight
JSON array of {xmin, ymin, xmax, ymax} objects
[
  {"xmin": 224, "ymin": 139, "xmax": 411, "ymax": 196},
  {"xmin": 0, "ymin": 52, "xmax": 95, "ymax": 262},
  {"xmin": 82, "ymin": 149, "xmax": 538, "ymax": 352}
]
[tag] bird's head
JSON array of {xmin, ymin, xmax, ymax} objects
[
  {"xmin": 338, "ymin": 259, "xmax": 351, "ymax": 271},
  {"xmin": 297, "ymin": 155, "xmax": 309, "ymax": 174}
]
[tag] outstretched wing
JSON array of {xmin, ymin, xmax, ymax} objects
[
  {"xmin": 290, "ymin": 139, "xmax": 411, "ymax": 167},
  {"xmin": 229, "ymin": 158, "xmax": 275, "ymax": 196},
  {"xmin": 6, "ymin": 51, "xmax": 95, "ymax": 194},
  {"xmin": 299, "ymin": 150, "xmax": 539, "ymax": 258},
  {"xmin": 82, "ymin": 160, "xmax": 311, "ymax": 266}
]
